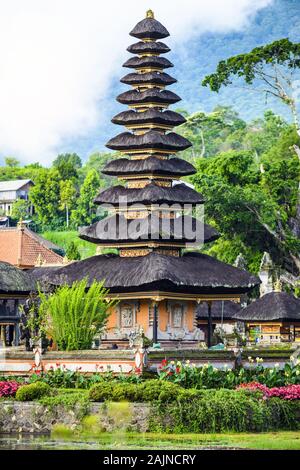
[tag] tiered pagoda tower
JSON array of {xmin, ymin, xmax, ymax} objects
[{"xmin": 40, "ymin": 12, "xmax": 260, "ymax": 348}]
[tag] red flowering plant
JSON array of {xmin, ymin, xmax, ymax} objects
[
  {"xmin": 0, "ymin": 381, "xmax": 20, "ymax": 398},
  {"xmin": 237, "ymin": 382, "xmax": 300, "ymax": 400}
]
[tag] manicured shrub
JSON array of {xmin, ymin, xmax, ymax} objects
[
  {"xmin": 111, "ymin": 383, "xmax": 138, "ymax": 402},
  {"xmin": 136, "ymin": 380, "xmax": 182, "ymax": 402},
  {"xmin": 15, "ymin": 382, "xmax": 51, "ymax": 401},
  {"xmin": 89, "ymin": 382, "xmax": 114, "ymax": 402},
  {"xmin": 89, "ymin": 380, "xmax": 183, "ymax": 403},
  {"xmin": 0, "ymin": 381, "xmax": 20, "ymax": 398}
]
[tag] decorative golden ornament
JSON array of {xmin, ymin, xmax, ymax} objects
[
  {"xmin": 146, "ymin": 9, "xmax": 154, "ymax": 19},
  {"xmin": 274, "ymin": 278, "xmax": 282, "ymax": 292}
]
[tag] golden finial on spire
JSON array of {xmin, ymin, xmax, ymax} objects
[
  {"xmin": 274, "ymin": 278, "xmax": 282, "ymax": 292},
  {"xmin": 146, "ymin": 9, "xmax": 154, "ymax": 19}
]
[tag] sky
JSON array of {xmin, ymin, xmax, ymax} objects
[{"xmin": 0, "ymin": 0, "xmax": 296, "ymax": 166}]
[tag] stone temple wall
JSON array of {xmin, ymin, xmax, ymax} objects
[{"xmin": 0, "ymin": 401, "xmax": 151, "ymax": 434}]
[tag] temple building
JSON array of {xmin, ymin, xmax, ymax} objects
[
  {"xmin": 233, "ymin": 281, "xmax": 300, "ymax": 344},
  {"xmin": 0, "ymin": 221, "xmax": 64, "ymax": 269},
  {"xmin": 33, "ymin": 11, "xmax": 259, "ymax": 349},
  {"xmin": 0, "ymin": 262, "xmax": 34, "ymax": 347}
]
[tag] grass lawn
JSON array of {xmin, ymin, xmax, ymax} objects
[
  {"xmin": 42, "ymin": 230, "xmax": 96, "ymax": 259},
  {"xmin": 49, "ymin": 429, "xmax": 300, "ymax": 450}
]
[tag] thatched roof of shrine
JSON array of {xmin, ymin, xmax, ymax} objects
[
  {"xmin": 102, "ymin": 156, "xmax": 195, "ymax": 177},
  {"xmin": 79, "ymin": 214, "xmax": 219, "ymax": 245},
  {"xmin": 94, "ymin": 182, "xmax": 203, "ymax": 206},
  {"xmin": 233, "ymin": 292, "xmax": 300, "ymax": 322},
  {"xmin": 111, "ymin": 109, "xmax": 185, "ymax": 127},
  {"xmin": 123, "ymin": 56, "xmax": 173, "ymax": 69},
  {"xmin": 30, "ymin": 252, "xmax": 260, "ymax": 295},
  {"xmin": 0, "ymin": 261, "xmax": 34, "ymax": 294},
  {"xmin": 120, "ymin": 72, "xmax": 176, "ymax": 86},
  {"xmin": 106, "ymin": 131, "xmax": 191, "ymax": 152},
  {"xmin": 196, "ymin": 300, "xmax": 240, "ymax": 320},
  {"xmin": 117, "ymin": 89, "xmax": 180, "ymax": 106},
  {"xmin": 127, "ymin": 41, "xmax": 170, "ymax": 54},
  {"xmin": 130, "ymin": 17, "xmax": 170, "ymax": 40}
]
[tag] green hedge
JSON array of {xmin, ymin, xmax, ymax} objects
[
  {"xmin": 89, "ymin": 380, "xmax": 182, "ymax": 402},
  {"xmin": 15, "ymin": 382, "xmax": 51, "ymax": 401},
  {"xmin": 150, "ymin": 389, "xmax": 300, "ymax": 433}
]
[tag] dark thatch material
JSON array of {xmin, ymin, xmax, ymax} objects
[
  {"xmin": 233, "ymin": 292, "xmax": 300, "ymax": 322},
  {"xmin": 106, "ymin": 131, "xmax": 191, "ymax": 152},
  {"xmin": 94, "ymin": 182, "xmax": 204, "ymax": 206},
  {"xmin": 0, "ymin": 261, "xmax": 34, "ymax": 294},
  {"xmin": 102, "ymin": 156, "xmax": 196, "ymax": 177},
  {"xmin": 79, "ymin": 214, "xmax": 219, "ymax": 245},
  {"xmin": 117, "ymin": 89, "xmax": 180, "ymax": 106},
  {"xmin": 130, "ymin": 17, "xmax": 170, "ymax": 40},
  {"xmin": 127, "ymin": 41, "xmax": 170, "ymax": 55},
  {"xmin": 120, "ymin": 72, "xmax": 176, "ymax": 86},
  {"xmin": 196, "ymin": 301, "xmax": 240, "ymax": 320},
  {"xmin": 30, "ymin": 252, "xmax": 260, "ymax": 295},
  {"xmin": 111, "ymin": 109, "xmax": 185, "ymax": 127},
  {"xmin": 123, "ymin": 56, "xmax": 173, "ymax": 69}
]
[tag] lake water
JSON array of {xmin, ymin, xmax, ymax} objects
[{"xmin": 0, "ymin": 433, "xmax": 231, "ymax": 450}]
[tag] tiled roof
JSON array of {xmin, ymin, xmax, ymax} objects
[
  {"xmin": 0, "ymin": 179, "xmax": 33, "ymax": 192},
  {"xmin": 0, "ymin": 227, "xmax": 64, "ymax": 268}
]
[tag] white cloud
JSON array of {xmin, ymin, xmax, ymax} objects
[{"xmin": 0, "ymin": 0, "xmax": 272, "ymax": 164}]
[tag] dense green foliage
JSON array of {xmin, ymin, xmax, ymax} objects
[
  {"xmin": 36, "ymin": 279, "xmax": 116, "ymax": 351},
  {"xmin": 89, "ymin": 380, "xmax": 182, "ymax": 403},
  {"xmin": 180, "ymin": 108, "xmax": 300, "ymax": 274},
  {"xmin": 15, "ymin": 382, "xmax": 51, "ymax": 401},
  {"xmin": 151, "ymin": 389, "xmax": 300, "ymax": 433}
]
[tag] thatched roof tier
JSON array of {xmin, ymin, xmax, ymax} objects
[
  {"xmin": 233, "ymin": 292, "xmax": 300, "ymax": 322},
  {"xmin": 30, "ymin": 252, "xmax": 259, "ymax": 295},
  {"xmin": 123, "ymin": 56, "xmax": 173, "ymax": 70},
  {"xmin": 102, "ymin": 157, "xmax": 196, "ymax": 177},
  {"xmin": 127, "ymin": 41, "xmax": 170, "ymax": 55},
  {"xmin": 120, "ymin": 72, "xmax": 176, "ymax": 87},
  {"xmin": 130, "ymin": 16, "xmax": 170, "ymax": 40},
  {"xmin": 0, "ymin": 261, "xmax": 34, "ymax": 294},
  {"xmin": 94, "ymin": 183, "xmax": 203, "ymax": 206},
  {"xmin": 117, "ymin": 89, "xmax": 180, "ymax": 106},
  {"xmin": 111, "ymin": 109, "xmax": 185, "ymax": 127},
  {"xmin": 106, "ymin": 131, "xmax": 191, "ymax": 152},
  {"xmin": 196, "ymin": 300, "xmax": 240, "ymax": 320},
  {"xmin": 79, "ymin": 214, "xmax": 219, "ymax": 245}
]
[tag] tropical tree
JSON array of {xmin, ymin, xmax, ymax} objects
[
  {"xmin": 59, "ymin": 179, "xmax": 76, "ymax": 227},
  {"xmin": 11, "ymin": 199, "xmax": 31, "ymax": 221},
  {"xmin": 65, "ymin": 241, "xmax": 81, "ymax": 260},
  {"xmin": 37, "ymin": 279, "xmax": 117, "ymax": 351},
  {"xmin": 202, "ymin": 39, "xmax": 300, "ymax": 133},
  {"xmin": 29, "ymin": 168, "xmax": 62, "ymax": 228},
  {"xmin": 5, "ymin": 157, "xmax": 20, "ymax": 167},
  {"xmin": 71, "ymin": 169, "xmax": 101, "ymax": 227}
]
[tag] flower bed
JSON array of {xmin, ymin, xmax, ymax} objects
[
  {"xmin": 158, "ymin": 359, "xmax": 300, "ymax": 389},
  {"xmin": 238, "ymin": 382, "xmax": 300, "ymax": 400},
  {"xmin": 0, "ymin": 381, "xmax": 20, "ymax": 398}
]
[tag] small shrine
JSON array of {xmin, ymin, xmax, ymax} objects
[{"xmin": 233, "ymin": 281, "xmax": 300, "ymax": 344}]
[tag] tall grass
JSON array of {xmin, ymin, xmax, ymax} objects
[{"xmin": 38, "ymin": 279, "xmax": 117, "ymax": 350}]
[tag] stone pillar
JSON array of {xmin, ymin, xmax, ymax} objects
[{"xmin": 207, "ymin": 301, "xmax": 213, "ymax": 348}]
